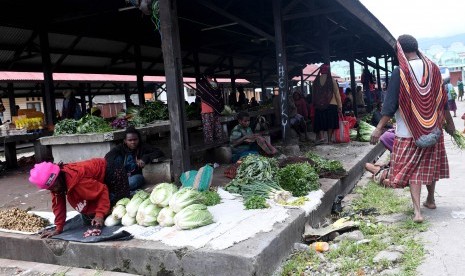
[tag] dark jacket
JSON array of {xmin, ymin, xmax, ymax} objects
[{"xmin": 104, "ymin": 143, "xmax": 164, "ymax": 204}]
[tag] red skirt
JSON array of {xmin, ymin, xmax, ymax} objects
[{"xmin": 388, "ymin": 135, "xmax": 449, "ymax": 188}]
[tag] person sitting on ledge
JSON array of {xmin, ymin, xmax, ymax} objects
[
  {"xmin": 230, "ymin": 111, "xmax": 277, "ymax": 162},
  {"xmin": 105, "ymin": 126, "xmax": 164, "ymax": 201}
]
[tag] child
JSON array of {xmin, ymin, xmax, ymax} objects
[{"xmin": 230, "ymin": 111, "xmax": 277, "ymax": 162}]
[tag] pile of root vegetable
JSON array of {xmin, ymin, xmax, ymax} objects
[{"xmin": 0, "ymin": 208, "xmax": 50, "ymax": 233}]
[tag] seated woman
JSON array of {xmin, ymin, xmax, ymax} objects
[
  {"xmin": 289, "ymin": 91, "xmax": 311, "ymax": 141},
  {"xmin": 105, "ymin": 126, "xmax": 164, "ymax": 202},
  {"xmin": 230, "ymin": 111, "xmax": 277, "ymax": 162}
]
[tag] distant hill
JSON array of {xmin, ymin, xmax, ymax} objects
[{"xmin": 418, "ymin": 33, "xmax": 465, "ymax": 49}]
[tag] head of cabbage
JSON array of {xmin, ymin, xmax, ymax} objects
[
  {"xmin": 150, "ymin": 183, "xmax": 178, "ymax": 207},
  {"xmin": 157, "ymin": 207, "xmax": 176, "ymax": 227},
  {"xmin": 169, "ymin": 188, "xmax": 205, "ymax": 213},
  {"xmin": 174, "ymin": 204, "xmax": 214, "ymax": 230},
  {"xmin": 136, "ymin": 199, "xmax": 162, "ymax": 226}
]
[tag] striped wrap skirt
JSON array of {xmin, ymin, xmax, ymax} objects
[{"xmin": 388, "ymin": 134, "xmax": 449, "ymax": 188}]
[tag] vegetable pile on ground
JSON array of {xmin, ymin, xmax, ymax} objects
[
  {"xmin": 356, "ymin": 120, "xmax": 376, "ymax": 142},
  {"xmin": 0, "ymin": 208, "xmax": 49, "ymax": 232},
  {"xmin": 76, "ymin": 115, "xmax": 112, "ymax": 134},
  {"xmin": 105, "ymin": 184, "xmax": 218, "ymax": 230},
  {"xmin": 228, "ymin": 155, "xmax": 278, "ymax": 187},
  {"xmin": 122, "ymin": 101, "xmax": 169, "ymax": 127},
  {"xmin": 53, "ymin": 119, "xmax": 79, "ymax": 135},
  {"xmin": 226, "ymin": 154, "xmax": 321, "ymax": 208},
  {"xmin": 54, "ymin": 115, "xmax": 112, "ymax": 135},
  {"xmin": 277, "ymin": 163, "xmax": 319, "ymax": 197},
  {"xmin": 305, "ymin": 152, "xmax": 347, "ymax": 179}
]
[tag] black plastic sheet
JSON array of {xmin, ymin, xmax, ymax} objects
[{"xmin": 51, "ymin": 215, "xmax": 132, "ymax": 243}]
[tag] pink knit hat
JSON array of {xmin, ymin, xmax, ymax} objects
[{"xmin": 29, "ymin": 162, "xmax": 60, "ymax": 190}]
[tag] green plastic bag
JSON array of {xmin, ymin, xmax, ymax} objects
[{"xmin": 180, "ymin": 165, "xmax": 213, "ymax": 192}]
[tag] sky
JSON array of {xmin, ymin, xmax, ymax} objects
[{"xmin": 359, "ymin": 0, "xmax": 465, "ymax": 39}]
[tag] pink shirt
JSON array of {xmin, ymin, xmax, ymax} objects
[{"xmin": 201, "ymin": 101, "xmax": 213, "ymax": 114}]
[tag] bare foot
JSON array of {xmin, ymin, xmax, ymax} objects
[
  {"xmin": 423, "ymin": 201, "xmax": 437, "ymax": 209},
  {"xmin": 365, "ymin": 163, "xmax": 381, "ymax": 175},
  {"xmin": 413, "ymin": 215, "xmax": 424, "ymax": 223}
]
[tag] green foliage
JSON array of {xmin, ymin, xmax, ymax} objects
[
  {"xmin": 76, "ymin": 115, "xmax": 112, "ymax": 134},
  {"xmin": 352, "ymin": 181, "xmax": 410, "ymax": 215},
  {"xmin": 53, "ymin": 119, "xmax": 79, "ymax": 135},
  {"xmin": 305, "ymin": 152, "xmax": 346, "ymax": 175},
  {"xmin": 277, "ymin": 163, "xmax": 319, "ymax": 197},
  {"xmin": 244, "ymin": 195, "xmax": 268, "ymax": 209},
  {"xmin": 229, "ymin": 155, "xmax": 278, "ymax": 186},
  {"xmin": 203, "ymin": 190, "xmax": 221, "ymax": 206}
]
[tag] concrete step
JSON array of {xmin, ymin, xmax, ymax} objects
[{"xmin": 0, "ymin": 258, "xmax": 139, "ymax": 276}]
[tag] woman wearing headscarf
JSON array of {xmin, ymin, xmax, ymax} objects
[
  {"xmin": 370, "ymin": 34, "xmax": 455, "ymax": 223},
  {"xmin": 29, "ymin": 159, "xmax": 110, "ymax": 238},
  {"xmin": 312, "ymin": 64, "xmax": 342, "ymax": 143}
]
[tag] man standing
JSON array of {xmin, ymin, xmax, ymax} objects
[
  {"xmin": 457, "ymin": 78, "xmax": 464, "ymax": 101},
  {"xmin": 370, "ymin": 34, "xmax": 456, "ymax": 223}
]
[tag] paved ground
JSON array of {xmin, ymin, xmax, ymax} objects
[{"xmin": 417, "ymin": 100, "xmax": 465, "ymax": 276}]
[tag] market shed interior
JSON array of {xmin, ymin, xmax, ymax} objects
[{"xmin": 0, "ymin": 0, "xmax": 396, "ymax": 178}]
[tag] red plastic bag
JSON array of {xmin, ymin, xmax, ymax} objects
[{"xmin": 334, "ymin": 114, "xmax": 350, "ymax": 143}]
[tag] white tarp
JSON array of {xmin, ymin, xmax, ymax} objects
[{"xmin": 120, "ymin": 188, "xmax": 324, "ymax": 250}]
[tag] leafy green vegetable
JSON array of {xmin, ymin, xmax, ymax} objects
[
  {"xmin": 54, "ymin": 119, "xmax": 79, "ymax": 135},
  {"xmin": 76, "ymin": 115, "xmax": 112, "ymax": 134},
  {"xmin": 451, "ymin": 130, "xmax": 465, "ymax": 149},
  {"xmin": 238, "ymin": 181, "xmax": 291, "ymax": 202},
  {"xmin": 229, "ymin": 155, "xmax": 278, "ymax": 186},
  {"xmin": 173, "ymin": 204, "xmax": 214, "ymax": 230},
  {"xmin": 149, "ymin": 183, "xmax": 179, "ymax": 207},
  {"xmin": 157, "ymin": 207, "xmax": 176, "ymax": 227},
  {"xmin": 169, "ymin": 188, "xmax": 205, "ymax": 213},
  {"xmin": 203, "ymin": 190, "xmax": 221, "ymax": 206},
  {"xmin": 357, "ymin": 120, "xmax": 376, "ymax": 142},
  {"xmin": 305, "ymin": 152, "xmax": 346, "ymax": 175},
  {"xmin": 277, "ymin": 163, "xmax": 319, "ymax": 197},
  {"xmin": 140, "ymin": 101, "xmax": 169, "ymax": 122},
  {"xmin": 244, "ymin": 195, "xmax": 269, "ymax": 209}
]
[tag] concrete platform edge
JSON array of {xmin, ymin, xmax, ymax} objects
[{"xmin": 0, "ymin": 143, "xmax": 386, "ymax": 276}]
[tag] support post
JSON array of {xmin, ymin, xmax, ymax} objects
[
  {"xmin": 39, "ymin": 30, "xmax": 56, "ymax": 125},
  {"xmin": 159, "ymin": 0, "xmax": 190, "ymax": 180},
  {"xmin": 79, "ymin": 83, "xmax": 87, "ymax": 115},
  {"xmin": 384, "ymin": 55, "xmax": 389, "ymax": 87},
  {"xmin": 135, "ymin": 44, "xmax": 145, "ymax": 105},
  {"xmin": 376, "ymin": 57, "xmax": 381, "ymax": 92},
  {"xmin": 300, "ymin": 68, "xmax": 305, "ymax": 95},
  {"xmin": 259, "ymin": 59, "xmax": 267, "ymax": 101},
  {"xmin": 7, "ymin": 83, "xmax": 16, "ymax": 117},
  {"xmin": 349, "ymin": 59, "xmax": 357, "ymax": 117},
  {"xmin": 193, "ymin": 51, "xmax": 201, "ymax": 84},
  {"xmin": 124, "ymin": 83, "xmax": 131, "ymax": 109},
  {"xmin": 229, "ymin": 56, "xmax": 236, "ymax": 101},
  {"xmin": 273, "ymin": 0, "xmax": 291, "ymax": 144},
  {"xmin": 87, "ymin": 83, "xmax": 93, "ymax": 108}
]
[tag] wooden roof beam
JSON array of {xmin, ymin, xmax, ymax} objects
[
  {"xmin": 53, "ymin": 36, "xmax": 82, "ymax": 71},
  {"xmin": 283, "ymin": 7, "xmax": 340, "ymax": 21},
  {"xmin": 197, "ymin": 0, "xmax": 275, "ymax": 42}
]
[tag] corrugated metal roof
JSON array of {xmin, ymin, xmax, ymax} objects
[{"xmin": 0, "ymin": 71, "xmax": 249, "ymax": 84}]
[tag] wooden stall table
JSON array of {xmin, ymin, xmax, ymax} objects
[{"xmin": 0, "ymin": 130, "xmax": 52, "ymax": 168}]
